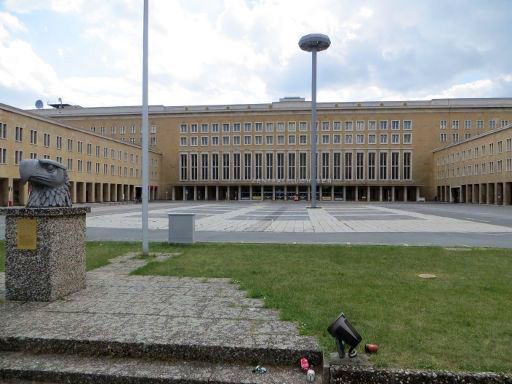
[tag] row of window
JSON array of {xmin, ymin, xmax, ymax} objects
[
  {"xmin": 179, "ymin": 151, "xmax": 412, "ymax": 182},
  {"xmin": 180, "ymin": 133, "xmax": 413, "ymax": 147},
  {"xmin": 2, "ymin": 126, "xmax": 140, "ymax": 164},
  {"xmin": 438, "ymin": 138, "xmax": 512, "ymax": 165},
  {"xmin": 438, "ymin": 158, "xmax": 512, "ymax": 179},
  {"xmin": 179, "ymin": 120, "xmax": 412, "ymax": 134},
  {"xmin": 90, "ymin": 125, "xmax": 157, "ymax": 135},
  {"xmin": 439, "ymin": 119, "xmax": 509, "ymax": 130}
]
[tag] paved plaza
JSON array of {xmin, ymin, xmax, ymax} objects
[{"xmin": 1, "ymin": 201, "xmax": 511, "ymax": 247}]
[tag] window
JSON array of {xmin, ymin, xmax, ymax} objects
[
  {"xmin": 201, "ymin": 124, "xmax": 208, "ymax": 133},
  {"xmin": 212, "ymin": 123, "xmax": 219, "ymax": 133},
  {"xmin": 265, "ymin": 122, "xmax": 273, "ymax": 132},
  {"xmin": 288, "ymin": 122, "xmax": 296, "ymax": 132},
  {"xmin": 321, "ymin": 153, "xmax": 329, "ymax": 179},
  {"xmin": 322, "ymin": 134, "xmax": 330, "ymax": 144},
  {"xmin": 233, "ymin": 136, "xmax": 241, "ymax": 145},
  {"xmin": 489, "ymin": 142, "xmax": 494, "ymax": 155},
  {"xmin": 223, "ymin": 123, "xmax": 230, "ymax": 132},
  {"xmin": 266, "ymin": 135, "xmax": 273, "ymax": 145},
  {"xmin": 191, "ymin": 154, "xmax": 198, "ymax": 180},
  {"xmin": 233, "ymin": 123, "xmax": 241, "ymax": 132},
  {"xmin": 288, "ymin": 153, "xmax": 295, "ymax": 179},
  {"xmin": 191, "ymin": 124, "xmax": 198, "ymax": 133},
  {"xmin": 403, "ymin": 152, "xmax": 411, "ymax": 180},
  {"xmin": 30, "ymin": 152, "xmax": 38, "ymax": 159},
  {"xmin": 403, "ymin": 120, "xmax": 412, "ymax": 130},
  {"xmin": 368, "ymin": 121, "xmax": 376, "ymax": 131},
  {"xmin": 222, "ymin": 153, "xmax": 230, "ymax": 179},
  {"xmin": 380, "ymin": 134, "xmax": 388, "ymax": 144},
  {"xmin": 333, "ymin": 152, "xmax": 341, "ymax": 180},
  {"xmin": 355, "ymin": 121, "xmax": 365, "ymax": 131},
  {"xmin": 14, "ymin": 126, "xmax": 22, "ymax": 142},
  {"xmin": 277, "ymin": 153, "xmax": 284, "ymax": 179},
  {"xmin": 489, "ymin": 120, "xmax": 496, "ymax": 129},
  {"xmin": 440, "ymin": 133, "xmax": 447, "ymax": 142},
  {"xmin": 507, "ymin": 158, "xmax": 512, "ymax": 171},
  {"xmin": 180, "ymin": 137, "xmax": 187, "ymax": 146},
  {"xmin": 201, "ymin": 154, "xmax": 208, "ymax": 180},
  {"xmin": 379, "ymin": 121, "xmax": 388, "ymax": 130},
  {"xmin": 0, "ymin": 148, "xmax": 6, "ymax": 164},
  {"xmin": 222, "ymin": 136, "xmax": 230, "ymax": 145},
  {"xmin": 464, "ymin": 120, "xmax": 471, "ymax": 129},
  {"xmin": 56, "ymin": 136, "xmax": 62, "ymax": 149},
  {"xmin": 212, "ymin": 154, "xmax": 219, "ymax": 180},
  {"xmin": 87, "ymin": 143, "xmax": 92, "ymax": 155},
  {"xmin": 452, "ymin": 133, "xmax": 459, "ymax": 142},
  {"xmin": 255, "ymin": 153, "xmax": 263, "ymax": 179},
  {"xmin": 356, "ymin": 134, "xmax": 364, "ymax": 144},
  {"xmin": 497, "ymin": 160, "xmax": 503, "ymax": 172},
  {"xmin": 77, "ymin": 160, "xmax": 83, "ymax": 172},
  {"xmin": 151, "ymin": 136, "xmax": 157, "ymax": 146},
  {"xmin": 391, "ymin": 152, "xmax": 399, "ymax": 179},
  {"xmin": 368, "ymin": 134, "xmax": 376, "ymax": 144},
  {"xmin": 345, "ymin": 121, "xmax": 353, "ymax": 131},
  {"xmin": 477, "ymin": 120, "xmax": 484, "ymax": 129},
  {"xmin": 244, "ymin": 122, "xmax": 252, "ymax": 132},
  {"xmin": 344, "ymin": 153, "xmax": 352, "ymax": 180},
  {"xmin": 345, "ymin": 134, "xmax": 353, "ymax": 144},
  {"xmin": 244, "ymin": 153, "xmax": 251, "ymax": 180},
  {"xmin": 266, "ymin": 153, "xmax": 273, "ymax": 179},
  {"xmin": 333, "ymin": 134, "xmax": 341, "ymax": 144},
  {"xmin": 0, "ymin": 123, "xmax": 6, "ymax": 139},
  {"xmin": 180, "ymin": 154, "xmax": 188, "ymax": 180},
  {"xmin": 78, "ymin": 141, "xmax": 83, "ymax": 153},
  {"xmin": 244, "ymin": 135, "xmax": 252, "ymax": 145},
  {"xmin": 299, "ymin": 122, "xmax": 307, "ymax": 131},
  {"xmin": 368, "ymin": 152, "xmax": 376, "ymax": 180},
  {"xmin": 356, "ymin": 152, "xmax": 364, "ymax": 180},
  {"xmin": 391, "ymin": 134, "xmax": 400, "ymax": 144},
  {"xmin": 277, "ymin": 122, "xmax": 285, "ymax": 132},
  {"xmin": 191, "ymin": 136, "xmax": 198, "ymax": 146},
  {"xmin": 465, "ymin": 133, "xmax": 471, "ymax": 140},
  {"xmin": 30, "ymin": 130, "xmax": 38, "ymax": 145},
  {"xmin": 507, "ymin": 138, "xmax": 512, "ymax": 151},
  {"xmin": 201, "ymin": 136, "xmax": 208, "ymax": 146},
  {"xmin": 255, "ymin": 135, "xmax": 262, "ymax": 145},
  {"xmin": 277, "ymin": 135, "xmax": 285, "ymax": 145},
  {"xmin": 403, "ymin": 133, "xmax": 412, "ymax": 144},
  {"xmin": 67, "ymin": 158, "xmax": 73, "ymax": 171},
  {"xmin": 501, "ymin": 120, "xmax": 509, "ymax": 127},
  {"xmin": 255, "ymin": 122, "xmax": 263, "ymax": 132},
  {"xmin": 440, "ymin": 120, "xmax": 447, "ymax": 129},
  {"xmin": 288, "ymin": 135, "xmax": 296, "ymax": 145},
  {"xmin": 391, "ymin": 120, "xmax": 400, "ymax": 130},
  {"xmin": 95, "ymin": 145, "xmax": 100, "ymax": 157},
  {"xmin": 322, "ymin": 121, "xmax": 330, "ymax": 131},
  {"xmin": 333, "ymin": 121, "xmax": 341, "ymax": 131},
  {"xmin": 498, "ymin": 141, "xmax": 503, "ymax": 153},
  {"xmin": 299, "ymin": 135, "xmax": 307, "ymax": 144},
  {"xmin": 299, "ymin": 153, "xmax": 307, "ymax": 180},
  {"xmin": 452, "ymin": 120, "xmax": 459, "ymax": 129}
]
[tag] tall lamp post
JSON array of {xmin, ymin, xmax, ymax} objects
[
  {"xmin": 141, "ymin": 0, "xmax": 149, "ymax": 255},
  {"xmin": 299, "ymin": 33, "xmax": 330, "ymax": 208}
]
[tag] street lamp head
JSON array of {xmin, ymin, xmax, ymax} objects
[{"xmin": 299, "ymin": 33, "xmax": 331, "ymax": 52}]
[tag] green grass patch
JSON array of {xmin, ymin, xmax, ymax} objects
[{"xmin": 132, "ymin": 243, "xmax": 512, "ymax": 373}]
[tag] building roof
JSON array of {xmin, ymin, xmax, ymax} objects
[{"xmin": 28, "ymin": 98, "xmax": 512, "ymax": 118}]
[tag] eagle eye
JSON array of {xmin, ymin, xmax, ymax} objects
[{"xmin": 46, "ymin": 164, "xmax": 56, "ymax": 172}]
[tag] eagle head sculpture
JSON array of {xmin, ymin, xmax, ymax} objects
[{"xmin": 19, "ymin": 158, "xmax": 72, "ymax": 208}]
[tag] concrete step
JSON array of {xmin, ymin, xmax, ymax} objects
[
  {"xmin": 0, "ymin": 334, "xmax": 322, "ymax": 367},
  {"xmin": 0, "ymin": 351, "xmax": 321, "ymax": 384}
]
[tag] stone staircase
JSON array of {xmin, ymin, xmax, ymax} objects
[{"xmin": 0, "ymin": 254, "xmax": 323, "ymax": 383}]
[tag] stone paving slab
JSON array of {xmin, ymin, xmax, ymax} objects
[
  {"xmin": 0, "ymin": 351, "xmax": 313, "ymax": 384},
  {"xmin": 0, "ymin": 253, "xmax": 321, "ymax": 367}
]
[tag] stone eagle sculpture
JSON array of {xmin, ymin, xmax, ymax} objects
[{"xmin": 19, "ymin": 158, "xmax": 72, "ymax": 208}]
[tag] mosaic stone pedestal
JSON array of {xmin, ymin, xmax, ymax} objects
[{"xmin": 2, "ymin": 207, "xmax": 90, "ymax": 302}]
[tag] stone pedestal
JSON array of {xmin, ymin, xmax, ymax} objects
[
  {"xmin": 2, "ymin": 207, "xmax": 90, "ymax": 302},
  {"xmin": 168, "ymin": 213, "xmax": 195, "ymax": 244}
]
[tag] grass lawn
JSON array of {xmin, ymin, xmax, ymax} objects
[{"xmin": 131, "ymin": 243, "xmax": 512, "ymax": 373}]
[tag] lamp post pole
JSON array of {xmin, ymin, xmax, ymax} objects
[
  {"xmin": 299, "ymin": 33, "xmax": 330, "ymax": 209},
  {"xmin": 142, "ymin": 0, "xmax": 149, "ymax": 255}
]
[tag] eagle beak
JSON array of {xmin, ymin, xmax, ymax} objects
[{"xmin": 19, "ymin": 159, "xmax": 38, "ymax": 184}]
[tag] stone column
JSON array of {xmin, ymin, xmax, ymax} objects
[
  {"xmin": 171, "ymin": 187, "xmax": 176, "ymax": 201},
  {"xmin": 272, "ymin": 185, "xmax": 275, "ymax": 200},
  {"xmin": 205, "ymin": 186, "xmax": 208, "ymax": 201},
  {"xmin": 343, "ymin": 186, "xmax": 346, "ymax": 201},
  {"xmin": 355, "ymin": 186, "xmax": 359, "ymax": 202},
  {"xmin": 193, "ymin": 186, "xmax": 197, "ymax": 201},
  {"xmin": 238, "ymin": 185, "xmax": 242, "ymax": 201},
  {"xmin": 227, "ymin": 186, "xmax": 231, "ymax": 200},
  {"xmin": 250, "ymin": 186, "xmax": 253, "ymax": 200},
  {"xmin": 504, "ymin": 182, "xmax": 511, "ymax": 206},
  {"xmin": 331, "ymin": 186, "xmax": 335, "ymax": 200},
  {"xmin": 391, "ymin": 186, "xmax": 395, "ymax": 202},
  {"xmin": 404, "ymin": 186, "xmax": 408, "ymax": 202},
  {"xmin": 367, "ymin": 186, "xmax": 371, "ymax": 202},
  {"xmin": 416, "ymin": 186, "xmax": 420, "ymax": 201},
  {"xmin": 486, "ymin": 184, "xmax": 491, "ymax": 204},
  {"xmin": 182, "ymin": 186, "xmax": 186, "ymax": 201},
  {"xmin": 379, "ymin": 186, "xmax": 383, "ymax": 202},
  {"xmin": 216, "ymin": 186, "xmax": 219, "ymax": 201}
]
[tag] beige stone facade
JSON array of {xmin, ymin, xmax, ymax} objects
[
  {"xmin": 0, "ymin": 104, "xmax": 161, "ymax": 206},
  {"xmin": 32, "ymin": 97, "xmax": 512, "ymax": 204},
  {"xmin": 434, "ymin": 124, "xmax": 512, "ymax": 205}
]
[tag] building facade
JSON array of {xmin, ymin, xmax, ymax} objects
[{"xmin": 1, "ymin": 98, "xmax": 511, "ymax": 206}]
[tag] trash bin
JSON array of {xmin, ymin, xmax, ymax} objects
[{"xmin": 168, "ymin": 213, "xmax": 195, "ymax": 244}]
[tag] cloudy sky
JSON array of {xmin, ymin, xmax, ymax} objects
[{"xmin": 1, "ymin": 0, "xmax": 511, "ymax": 109}]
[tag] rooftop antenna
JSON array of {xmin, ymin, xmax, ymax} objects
[
  {"xmin": 58, "ymin": 97, "xmax": 63, "ymax": 107},
  {"xmin": 35, "ymin": 100, "xmax": 44, "ymax": 109}
]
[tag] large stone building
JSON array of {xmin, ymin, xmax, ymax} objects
[{"xmin": 1, "ymin": 97, "xmax": 511, "ymax": 206}]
